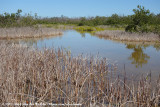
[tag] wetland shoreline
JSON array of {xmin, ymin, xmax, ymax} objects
[
  {"xmin": 0, "ymin": 27, "xmax": 62, "ymax": 40},
  {"xmin": 1, "ymin": 26, "xmax": 160, "ymax": 43},
  {"xmin": 95, "ymin": 30, "xmax": 160, "ymax": 42}
]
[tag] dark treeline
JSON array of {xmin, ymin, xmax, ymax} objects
[{"xmin": 0, "ymin": 6, "xmax": 160, "ymax": 33}]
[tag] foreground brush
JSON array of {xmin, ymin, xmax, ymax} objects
[{"xmin": 0, "ymin": 44, "xmax": 159, "ymax": 107}]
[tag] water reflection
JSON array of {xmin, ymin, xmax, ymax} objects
[
  {"xmin": 0, "ymin": 35, "xmax": 63, "ymax": 47},
  {"xmin": 77, "ymin": 30, "xmax": 95, "ymax": 38},
  {"xmin": 92, "ymin": 32, "xmax": 160, "ymax": 68},
  {"xmin": 1, "ymin": 30, "xmax": 160, "ymax": 72},
  {"xmin": 0, "ymin": 38, "xmax": 38, "ymax": 47},
  {"xmin": 126, "ymin": 44, "xmax": 150, "ymax": 68},
  {"xmin": 154, "ymin": 44, "xmax": 160, "ymax": 51},
  {"xmin": 80, "ymin": 33, "xmax": 86, "ymax": 38}
]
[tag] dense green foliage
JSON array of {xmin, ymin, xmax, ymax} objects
[
  {"xmin": 125, "ymin": 5, "xmax": 160, "ymax": 33},
  {"xmin": 0, "ymin": 9, "xmax": 36, "ymax": 27},
  {"xmin": 0, "ymin": 6, "xmax": 160, "ymax": 34}
]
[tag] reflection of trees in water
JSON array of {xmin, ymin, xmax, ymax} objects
[
  {"xmin": 1, "ymin": 38, "xmax": 39, "ymax": 47},
  {"xmin": 80, "ymin": 33, "xmax": 86, "ymax": 38},
  {"xmin": 19, "ymin": 39, "xmax": 38, "ymax": 46},
  {"xmin": 76, "ymin": 30, "xmax": 95, "ymax": 38},
  {"xmin": 1, "ymin": 35, "xmax": 63, "ymax": 47},
  {"xmin": 154, "ymin": 44, "xmax": 160, "ymax": 51},
  {"xmin": 126, "ymin": 44, "xmax": 150, "ymax": 68}
]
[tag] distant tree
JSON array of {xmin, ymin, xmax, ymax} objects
[
  {"xmin": 78, "ymin": 17, "xmax": 86, "ymax": 26},
  {"xmin": 34, "ymin": 13, "xmax": 38, "ymax": 19},
  {"xmin": 92, "ymin": 16, "xmax": 105, "ymax": 26},
  {"xmin": 157, "ymin": 13, "xmax": 160, "ymax": 18},
  {"xmin": 106, "ymin": 14, "xmax": 120, "ymax": 25},
  {"xmin": 16, "ymin": 9, "xmax": 22, "ymax": 19}
]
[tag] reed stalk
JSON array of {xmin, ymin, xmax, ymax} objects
[{"xmin": 0, "ymin": 44, "xmax": 159, "ymax": 106}]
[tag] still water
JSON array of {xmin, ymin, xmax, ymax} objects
[{"xmin": 12, "ymin": 30, "xmax": 160, "ymax": 78}]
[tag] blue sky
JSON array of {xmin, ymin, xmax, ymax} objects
[{"xmin": 0, "ymin": 0, "xmax": 160, "ymax": 17}]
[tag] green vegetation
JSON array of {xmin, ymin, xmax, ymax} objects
[
  {"xmin": 1, "ymin": 6, "xmax": 159, "ymax": 34},
  {"xmin": 0, "ymin": 9, "xmax": 36, "ymax": 27},
  {"xmin": 73, "ymin": 26, "xmax": 124, "ymax": 35},
  {"xmin": 125, "ymin": 5, "xmax": 160, "ymax": 34},
  {"xmin": 74, "ymin": 26, "xmax": 104, "ymax": 33}
]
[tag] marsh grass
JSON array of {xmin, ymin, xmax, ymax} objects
[
  {"xmin": 41, "ymin": 24, "xmax": 75, "ymax": 30},
  {"xmin": 97, "ymin": 25, "xmax": 125, "ymax": 31},
  {"xmin": 40, "ymin": 24, "xmax": 125, "ymax": 34},
  {"xmin": 0, "ymin": 44, "xmax": 159, "ymax": 106},
  {"xmin": 74, "ymin": 26, "xmax": 104, "ymax": 32},
  {"xmin": 95, "ymin": 30, "xmax": 160, "ymax": 42},
  {"xmin": 0, "ymin": 27, "xmax": 62, "ymax": 39}
]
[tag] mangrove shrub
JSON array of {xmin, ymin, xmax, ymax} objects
[{"xmin": 125, "ymin": 5, "xmax": 152, "ymax": 32}]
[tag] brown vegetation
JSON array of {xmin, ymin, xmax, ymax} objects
[
  {"xmin": 95, "ymin": 30, "xmax": 160, "ymax": 42},
  {"xmin": 0, "ymin": 44, "xmax": 159, "ymax": 106},
  {"xmin": 0, "ymin": 27, "xmax": 62, "ymax": 39}
]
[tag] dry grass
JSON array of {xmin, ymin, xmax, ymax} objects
[
  {"xmin": 0, "ymin": 27, "xmax": 62, "ymax": 39},
  {"xmin": 0, "ymin": 44, "xmax": 159, "ymax": 106},
  {"xmin": 95, "ymin": 30, "xmax": 160, "ymax": 42},
  {"xmin": 41, "ymin": 24, "xmax": 75, "ymax": 30}
]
